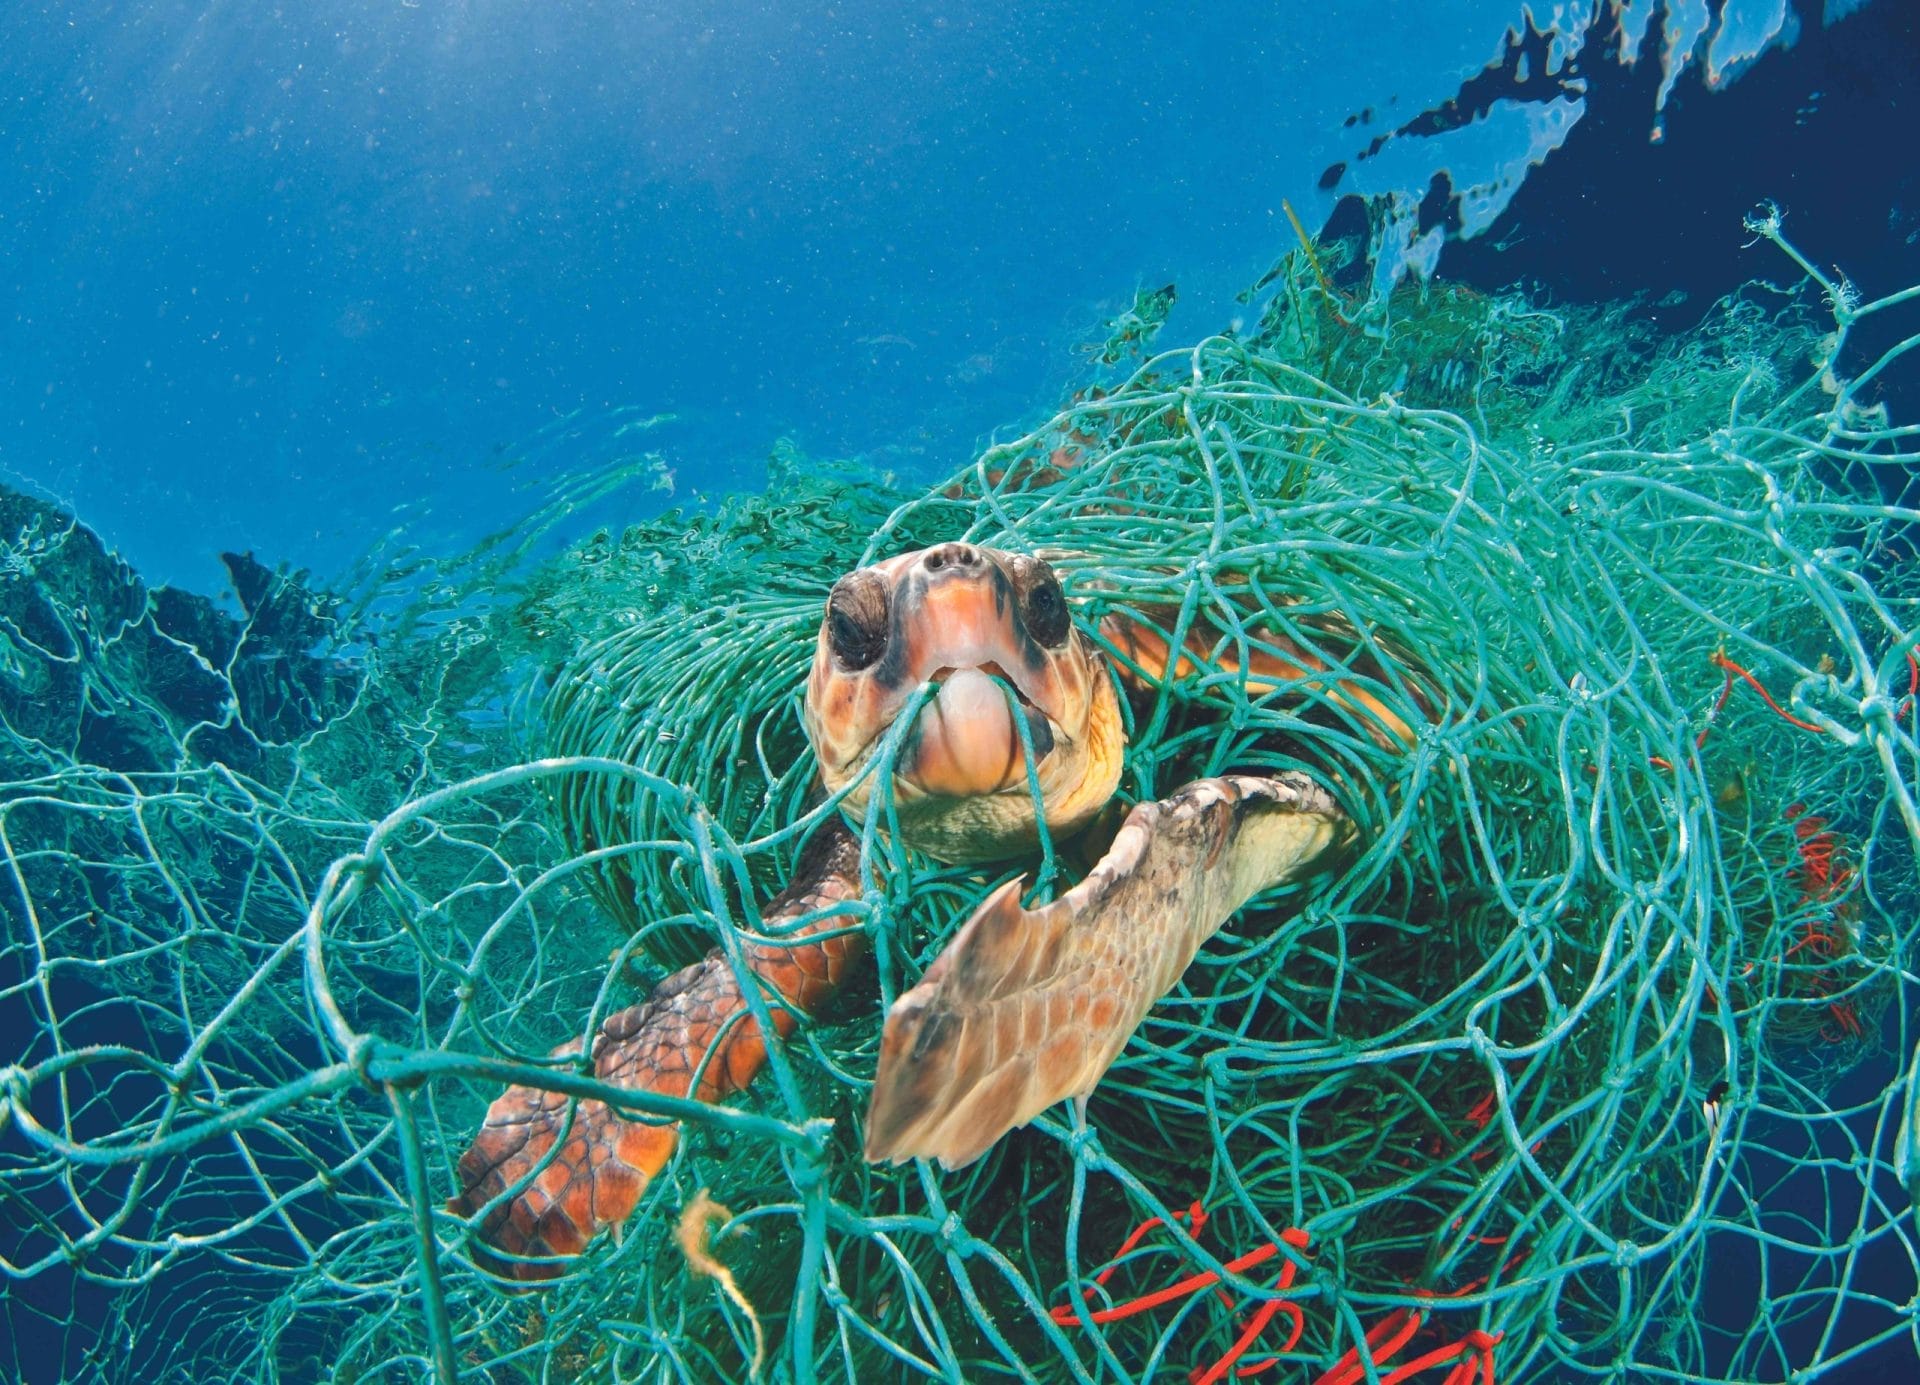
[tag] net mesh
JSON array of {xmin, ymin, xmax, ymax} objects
[{"xmin": 4, "ymin": 212, "xmax": 1919, "ymax": 1384}]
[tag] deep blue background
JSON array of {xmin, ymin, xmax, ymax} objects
[{"xmin": 1, "ymin": 0, "xmax": 1539, "ymax": 593}]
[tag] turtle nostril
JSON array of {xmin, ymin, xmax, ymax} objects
[{"xmin": 925, "ymin": 543, "xmax": 980, "ymax": 573}]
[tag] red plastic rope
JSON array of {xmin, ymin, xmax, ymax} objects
[{"xmin": 1051, "ymin": 1206, "xmax": 1312, "ymax": 1384}]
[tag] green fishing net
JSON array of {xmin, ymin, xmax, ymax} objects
[{"xmin": 4, "ymin": 211, "xmax": 1918, "ymax": 1384}]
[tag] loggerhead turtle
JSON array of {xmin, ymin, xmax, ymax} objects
[{"xmin": 452, "ymin": 540, "xmax": 1425, "ymax": 1278}]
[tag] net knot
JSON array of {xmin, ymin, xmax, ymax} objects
[
  {"xmin": 1067, "ymin": 1123, "xmax": 1105, "ymax": 1165},
  {"xmin": 1204, "ymin": 1047, "xmax": 1242, "ymax": 1090},
  {"xmin": 1612, "ymin": 1240, "xmax": 1641, "ymax": 1268},
  {"xmin": 936, "ymin": 1211, "xmax": 972, "ymax": 1254},
  {"xmin": 344, "ymin": 1033, "xmax": 382, "ymax": 1091},
  {"xmin": 785, "ymin": 1132, "xmax": 835, "ymax": 1189}
]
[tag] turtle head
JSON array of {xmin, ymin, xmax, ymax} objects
[{"xmin": 803, "ymin": 543, "xmax": 1124, "ymax": 863}]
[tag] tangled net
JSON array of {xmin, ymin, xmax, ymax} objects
[{"xmin": 4, "ymin": 213, "xmax": 1918, "ymax": 1384}]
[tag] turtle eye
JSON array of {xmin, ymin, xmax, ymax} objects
[
  {"xmin": 1022, "ymin": 570, "xmax": 1070, "ymax": 648},
  {"xmin": 826, "ymin": 574, "xmax": 890, "ymax": 671}
]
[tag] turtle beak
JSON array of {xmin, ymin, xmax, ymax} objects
[{"xmin": 897, "ymin": 666, "xmax": 1058, "ymax": 797}]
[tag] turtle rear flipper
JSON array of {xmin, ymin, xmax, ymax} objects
[
  {"xmin": 451, "ymin": 820, "xmax": 864, "ymax": 1280},
  {"xmin": 863, "ymin": 773, "xmax": 1351, "ymax": 1168}
]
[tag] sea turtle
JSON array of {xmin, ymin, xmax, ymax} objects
[{"xmin": 452, "ymin": 540, "xmax": 1425, "ymax": 1279}]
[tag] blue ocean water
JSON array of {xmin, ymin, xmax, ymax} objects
[
  {"xmin": 4, "ymin": 0, "xmax": 1726, "ymax": 597},
  {"xmin": 3, "ymin": 1, "xmax": 1918, "ymax": 1381}
]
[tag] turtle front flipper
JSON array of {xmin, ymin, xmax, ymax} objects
[
  {"xmin": 863, "ymin": 773, "xmax": 1351, "ymax": 1168},
  {"xmin": 451, "ymin": 819, "xmax": 864, "ymax": 1280}
]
